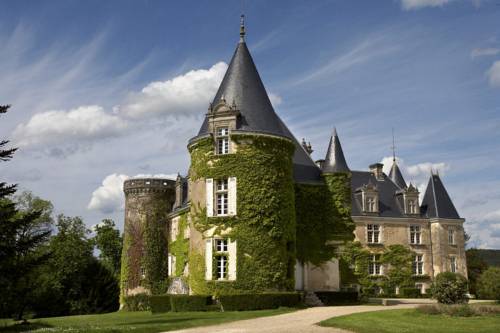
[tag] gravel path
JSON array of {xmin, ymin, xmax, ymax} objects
[{"xmin": 166, "ymin": 304, "xmax": 417, "ymax": 333}]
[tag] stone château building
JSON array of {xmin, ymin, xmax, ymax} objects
[{"xmin": 120, "ymin": 19, "xmax": 467, "ymax": 301}]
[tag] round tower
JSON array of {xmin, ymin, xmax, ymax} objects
[{"xmin": 120, "ymin": 178, "xmax": 175, "ymax": 303}]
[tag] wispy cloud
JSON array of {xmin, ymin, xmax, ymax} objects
[
  {"xmin": 399, "ymin": 0, "xmax": 455, "ymax": 11},
  {"xmin": 471, "ymin": 47, "xmax": 500, "ymax": 58},
  {"xmin": 487, "ymin": 60, "xmax": 500, "ymax": 87}
]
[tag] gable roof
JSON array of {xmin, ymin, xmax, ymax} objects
[
  {"xmin": 421, "ymin": 174, "xmax": 460, "ymax": 219},
  {"xmin": 195, "ymin": 31, "xmax": 321, "ymax": 183},
  {"xmin": 322, "ymin": 128, "xmax": 349, "ymax": 173}
]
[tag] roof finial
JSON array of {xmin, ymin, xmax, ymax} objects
[
  {"xmin": 391, "ymin": 127, "xmax": 396, "ymax": 162},
  {"xmin": 240, "ymin": 14, "xmax": 246, "ymax": 42}
]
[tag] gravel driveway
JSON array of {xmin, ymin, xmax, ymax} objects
[{"xmin": 166, "ymin": 304, "xmax": 417, "ymax": 333}]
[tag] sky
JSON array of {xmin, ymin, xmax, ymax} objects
[{"xmin": 0, "ymin": 0, "xmax": 499, "ymax": 249}]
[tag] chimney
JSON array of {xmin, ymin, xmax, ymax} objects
[
  {"xmin": 301, "ymin": 138, "xmax": 314, "ymax": 155},
  {"xmin": 174, "ymin": 173, "xmax": 183, "ymax": 209},
  {"xmin": 369, "ymin": 163, "xmax": 384, "ymax": 180},
  {"xmin": 315, "ymin": 159, "xmax": 325, "ymax": 169}
]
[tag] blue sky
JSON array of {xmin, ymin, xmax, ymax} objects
[{"xmin": 0, "ymin": 0, "xmax": 499, "ymax": 248}]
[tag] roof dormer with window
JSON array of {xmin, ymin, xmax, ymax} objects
[{"xmin": 356, "ymin": 182, "xmax": 379, "ymax": 214}]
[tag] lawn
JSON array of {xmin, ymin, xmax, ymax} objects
[
  {"xmin": 319, "ymin": 308, "xmax": 500, "ymax": 333},
  {"xmin": 0, "ymin": 308, "xmax": 294, "ymax": 333}
]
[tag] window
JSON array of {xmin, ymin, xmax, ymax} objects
[
  {"xmin": 368, "ymin": 254, "xmax": 381, "ymax": 275},
  {"xmin": 215, "ymin": 238, "xmax": 228, "ymax": 280},
  {"xmin": 215, "ymin": 239, "xmax": 228, "ymax": 252},
  {"xmin": 415, "ymin": 283, "xmax": 423, "ymax": 294},
  {"xmin": 140, "ymin": 267, "xmax": 146, "ymax": 279},
  {"xmin": 408, "ymin": 199, "xmax": 417, "ymax": 214},
  {"xmin": 216, "ymin": 179, "xmax": 228, "ymax": 216},
  {"xmin": 366, "ymin": 197, "xmax": 377, "ymax": 212},
  {"xmin": 367, "ymin": 224, "xmax": 381, "ymax": 243},
  {"xmin": 410, "ymin": 225, "xmax": 421, "ymax": 244},
  {"xmin": 450, "ymin": 257, "xmax": 457, "ymax": 273},
  {"xmin": 448, "ymin": 228, "xmax": 455, "ymax": 245},
  {"xmin": 216, "ymin": 127, "xmax": 229, "ymax": 155},
  {"xmin": 413, "ymin": 255, "xmax": 424, "ymax": 275}
]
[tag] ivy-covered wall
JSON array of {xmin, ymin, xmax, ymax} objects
[
  {"xmin": 295, "ymin": 173, "xmax": 355, "ymax": 266},
  {"xmin": 187, "ymin": 134, "xmax": 296, "ymax": 294},
  {"xmin": 169, "ymin": 212, "xmax": 189, "ymax": 277}
]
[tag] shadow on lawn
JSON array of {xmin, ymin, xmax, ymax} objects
[
  {"xmin": 0, "ymin": 321, "xmax": 53, "ymax": 332},
  {"xmin": 118, "ymin": 317, "xmax": 207, "ymax": 326}
]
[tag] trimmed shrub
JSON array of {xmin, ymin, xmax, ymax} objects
[
  {"xmin": 150, "ymin": 295, "xmax": 172, "ymax": 313},
  {"xmin": 315, "ymin": 291, "xmax": 359, "ymax": 305},
  {"xmin": 122, "ymin": 293, "xmax": 150, "ymax": 311},
  {"xmin": 416, "ymin": 304, "xmax": 500, "ymax": 317},
  {"xmin": 430, "ymin": 272, "xmax": 468, "ymax": 304},
  {"xmin": 476, "ymin": 267, "xmax": 500, "ymax": 301},
  {"xmin": 400, "ymin": 288, "xmax": 421, "ymax": 298},
  {"xmin": 218, "ymin": 292, "xmax": 301, "ymax": 311},
  {"xmin": 170, "ymin": 295, "xmax": 211, "ymax": 312}
]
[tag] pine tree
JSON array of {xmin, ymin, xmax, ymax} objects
[{"xmin": 0, "ymin": 105, "xmax": 52, "ymax": 320}]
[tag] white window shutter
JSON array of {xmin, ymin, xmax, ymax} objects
[
  {"xmin": 228, "ymin": 239, "xmax": 237, "ymax": 281},
  {"xmin": 168, "ymin": 255, "xmax": 172, "ymax": 276},
  {"xmin": 228, "ymin": 177, "xmax": 237, "ymax": 216},
  {"xmin": 205, "ymin": 238, "xmax": 213, "ymax": 280},
  {"xmin": 206, "ymin": 178, "xmax": 214, "ymax": 217}
]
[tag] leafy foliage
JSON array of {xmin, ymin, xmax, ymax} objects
[
  {"xmin": 380, "ymin": 244, "xmax": 416, "ymax": 292},
  {"xmin": 476, "ymin": 267, "xmax": 500, "ymax": 301},
  {"xmin": 466, "ymin": 248, "xmax": 489, "ymax": 296},
  {"xmin": 430, "ymin": 272, "xmax": 468, "ymax": 304},
  {"xmin": 169, "ymin": 213, "xmax": 189, "ymax": 277},
  {"xmin": 188, "ymin": 134, "xmax": 296, "ymax": 294},
  {"xmin": 217, "ymin": 292, "xmax": 301, "ymax": 311},
  {"xmin": 93, "ymin": 219, "xmax": 122, "ymax": 277}
]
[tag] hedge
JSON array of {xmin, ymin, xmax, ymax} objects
[
  {"xmin": 122, "ymin": 293, "xmax": 150, "ymax": 311},
  {"xmin": 400, "ymin": 288, "xmax": 422, "ymax": 298},
  {"xmin": 150, "ymin": 295, "xmax": 211, "ymax": 313},
  {"xmin": 315, "ymin": 291, "xmax": 359, "ymax": 305},
  {"xmin": 218, "ymin": 292, "xmax": 301, "ymax": 311}
]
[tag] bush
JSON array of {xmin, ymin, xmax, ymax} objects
[
  {"xmin": 315, "ymin": 291, "xmax": 359, "ymax": 305},
  {"xmin": 218, "ymin": 292, "xmax": 301, "ymax": 311},
  {"xmin": 476, "ymin": 267, "xmax": 500, "ymax": 301},
  {"xmin": 416, "ymin": 304, "xmax": 500, "ymax": 317},
  {"xmin": 122, "ymin": 293, "xmax": 150, "ymax": 311},
  {"xmin": 430, "ymin": 272, "xmax": 468, "ymax": 304},
  {"xmin": 400, "ymin": 287, "xmax": 421, "ymax": 298},
  {"xmin": 150, "ymin": 295, "xmax": 172, "ymax": 313},
  {"xmin": 170, "ymin": 295, "xmax": 211, "ymax": 312}
]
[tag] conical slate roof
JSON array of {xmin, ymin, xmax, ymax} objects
[
  {"xmin": 196, "ymin": 26, "xmax": 321, "ymax": 183},
  {"xmin": 389, "ymin": 159, "xmax": 406, "ymax": 189},
  {"xmin": 322, "ymin": 128, "xmax": 349, "ymax": 173},
  {"xmin": 421, "ymin": 173, "xmax": 460, "ymax": 219}
]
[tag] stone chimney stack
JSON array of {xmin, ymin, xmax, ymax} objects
[
  {"xmin": 174, "ymin": 174, "xmax": 183, "ymax": 210},
  {"xmin": 369, "ymin": 163, "xmax": 384, "ymax": 180}
]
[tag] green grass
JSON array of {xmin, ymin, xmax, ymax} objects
[
  {"xmin": 0, "ymin": 308, "xmax": 294, "ymax": 333},
  {"xmin": 319, "ymin": 308, "xmax": 500, "ymax": 333}
]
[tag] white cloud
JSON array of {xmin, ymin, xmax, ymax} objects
[
  {"xmin": 118, "ymin": 62, "xmax": 228, "ymax": 119},
  {"xmin": 268, "ymin": 93, "xmax": 283, "ymax": 107},
  {"xmin": 400, "ymin": 0, "xmax": 454, "ymax": 10},
  {"xmin": 487, "ymin": 60, "xmax": 500, "ymax": 87},
  {"xmin": 12, "ymin": 105, "xmax": 128, "ymax": 154},
  {"xmin": 87, "ymin": 173, "xmax": 178, "ymax": 214},
  {"xmin": 470, "ymin": 48, "xmax": 500, "ymax": 58}
]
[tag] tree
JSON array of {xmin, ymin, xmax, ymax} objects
[
  {"xmin": 476, "ymin": 267, "xmax": 500, "ymax": 301},
  {"xmin": 466, "ymin": 248, "xmax": 489, "ymax": 296},
  {"xmin": 380, "ymin": 244, "xmax": 415, "ymax": 293},
  {"xmin": 0, "ymin": 106, "xmax": 52, "ymax": 320},
  {"xmin": 93, "ymin": 219, "xmax": 122, "ymax": 277},
  {"xmin": 430, "ymin": 272, "xmax": 468, "ymax": 304}
]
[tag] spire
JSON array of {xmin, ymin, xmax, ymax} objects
[
  {"xmin": 239, "ymin": 14, "xmax": 246, "ymax": 42},
  {"xmin": 421, "ymin": 173, "xmax": 460, "ymax": 219},
  {"xmin": 389, "ymin": 160, "xmax": 407, "ymax": 189},
  {"xmin": 194, "ymin": 17, "xmax": 321, "ymax": 183},
  {"xmin": 322, "ymin": 127, "xmax": 349, "ymax": 173}
]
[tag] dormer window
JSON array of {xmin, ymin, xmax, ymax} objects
[
  {"xmin": 403, "ymin": 184, "xmax": 420, "ymax": 215},
  {"xmin": 408, "ymin": 199, "xmax": 417, "ymax": 214},
  {"xmin": 216, "ymin": 127, "xmax": 229, "ymax": 155},
  {"xmin": 366, "ymin": 197, "xmax": 377, "ymax": 212}
]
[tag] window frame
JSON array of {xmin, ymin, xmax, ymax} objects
[
  {"xmin": 412, "ymin": 254, "xmax": 424, "ymax": 275},
  {"xmin": 215, "ymin": 127, "xmax": 230, "ymax": 155},
  {"xmin": 214, "ymin": 238, "xmax": 229, "ymax": 280},
  {"xmin": 215, "ymin": 179, "xmax": 229, "ymax": 216},
  {"xmin": 450, "ymin": 256, "xmax": 457, "ymax": 273},
  {"xmin": 448, "ymin": 228, "xmax": 455, "ymax": 245},
  {"xmin": 410, "ymin": 225, "xmax": 421, "ymax": 245},
  {"xmin": 367, "ymin": 224, "xmax": 381, "ymax": 244},
  {"xmin": 368, "ymin": 254, "xmax": 382, "ymax": 276}
]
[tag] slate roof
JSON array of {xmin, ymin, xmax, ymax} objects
[
  {"xmin": 420, "ymin": 174, "xmax": 460, "ymax": 219},
  {"xmin": 351, "ymin": 171, "xmax": 410, "ymax": 218},
  {"xmin": 322, "ymin": 128, "xmax": 350, "ymax": 173},
  {"xmin": 388, "ymin": 160, "xmax": 407, "ymax": 189},
  {"xmin": 195, "ymin": 30, "xmax": 321, "ymax": 183}
]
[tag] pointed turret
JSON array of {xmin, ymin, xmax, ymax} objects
[
  {"xmin": 389, "ymin": 159, "xmax": 407, "ymax": 189},
  {"xmin": 421, "ymin": 173, "xmax": 460, "ymax": 219},
  {"xmin": 195, "ymin": 17, "xmax": 320, "ymax": 182},
  {"xmin": 322, "ymin": 128, "xmax": 349, "ymax": 173}
]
